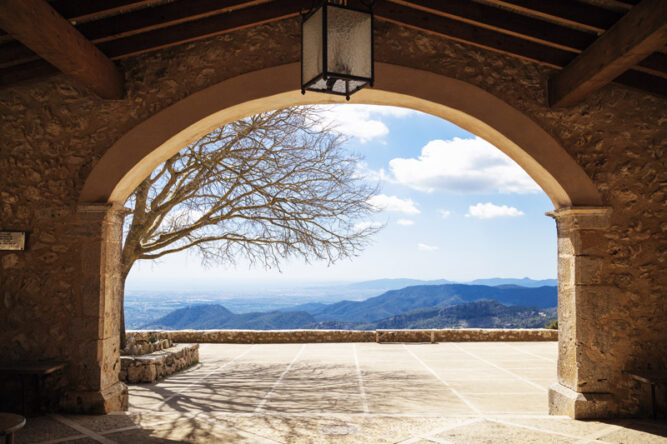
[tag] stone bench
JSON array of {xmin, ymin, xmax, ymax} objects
[{"xmin": 120, "ymin": 344, "xmax": 199, "ymax": 384}]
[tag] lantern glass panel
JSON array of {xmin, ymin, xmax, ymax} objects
[
  {"xmin": 326, "ymin": 6, "xmax": 372, "ymax": 79},
  {"xmin": 302, "ymin": 7, "xmax": 323, "ymax": 85}
]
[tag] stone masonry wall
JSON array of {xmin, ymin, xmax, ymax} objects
[
  {"xmin": 0, "ymin": 18, "xmax": 664, "ymax": 415},
  {"xmin": 133, "ymin": 329, "xmax": 557, "ymax": 344},
  {"xmin": 120, "ymin": 343, "xmax": 199, "ymax": 384}
]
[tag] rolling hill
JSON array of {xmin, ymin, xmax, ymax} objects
[
  {"xmin": 139, "ymin": 283, "xmax": 558, "ymax": 330},
  {"xmin": 298, "ymin": 284, "xmax": 557, "ymax": 322},
  {"xmin": 143, "ymin": 304, "xmax": 315, "ymax": 330}
]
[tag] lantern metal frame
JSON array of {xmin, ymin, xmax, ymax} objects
[{"xmin": 301, "ymin": 0, "xmax": 374, "ymax": 100}]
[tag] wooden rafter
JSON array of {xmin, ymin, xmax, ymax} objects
[
  {"xmin": 549, "ymin": 0, "xmax": 667, "ymax": 107},
  {"xmin": 0, "ymin": 0, "xmax": 124, "ymax": 98},
  {"xmin": 0, "ymin": 0, "xmax": 664, "ymax": 100},
  {"xmin": 483, "ymin": 0, "xmax": 624, "ymax": 32}
]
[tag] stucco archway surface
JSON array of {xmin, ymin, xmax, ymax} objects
[{"xmin": 80, "ymin": 63, "xmax": 602, "ymax": 209}]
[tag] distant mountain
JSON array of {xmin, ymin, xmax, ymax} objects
[
  {"xmin": 301, "ymin": 284, "xmax": 556, "ymax": 323},
  {"xmin": 143, "ymin": 304, "xmax": 315, "ymax": 330},
  {"xmin": 303, "ymin": 300, "xmax": 556, "ymax": 330},
  {"xmin": 344, "ymin": 278, "xmax": 453, "ymax": 291},
  {"xmin": 139, "ymin": 283, "xmax": 557, "ymax": 330},
  {"xmin": 372, "ymin": 300, "xmax": 556, "ymax": 329},
  {"xmin": 467, "ymin": 278, "xmax": 557, "ymax": 287}
]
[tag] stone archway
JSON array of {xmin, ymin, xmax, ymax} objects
[
  {"xmin": 80, "ymin": 63, "xmax": 601, "ymax": 209},
  {"xmin": 78, "ymin": 63, "xmax": 612, "ymax": 418}
]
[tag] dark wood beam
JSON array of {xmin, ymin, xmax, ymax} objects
[
  {"xmin": 0, "ymin": 0, "xmax": 664, "ymax": 78},
  {"xmin": 0, "ymin": 1, "xmax": 264, "ymax": 68},
  {"xmin": 0, "ymin": 0, "xmax": 124, "ymax": 98},
  {"xmin": 97, "ymin": 0, "xmax": 307, "ymax": 59},
  {"xmin": 0, "ymin": 0, "xmax": 154, "ymax": 38},
  {"xmin": 391, "ymin": 0, "xmax": 598, "ymax": 51},
  {"xmin": 75, "ymin": 0, "xmax": 267, "ymax": 42},
  {"xmin": 375, "ymin": 1, "xmax": 575, "ymax": 68},
  {"xmin": 0, "ymin": 0, "xmax": 664, "ymax": 99},
  {"xmin": 549, "ymin": 0, "xmax": 667, "ymax": 107},
  {"xmin": 483, "ymin": 0, "xmax": 623, "ymax": 32}
]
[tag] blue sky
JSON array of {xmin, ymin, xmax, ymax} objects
[{"xmin": 126, "ymin": 105, "xmax": 556, "ymax": 289}]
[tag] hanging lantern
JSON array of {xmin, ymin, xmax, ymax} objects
[{"xmin": 301, "ymin": 0, "xmax": 374, "ymax": 100}]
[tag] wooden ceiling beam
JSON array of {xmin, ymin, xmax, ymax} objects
[
  {"xmin": 97, "ymin": 0, "xmax": 307, "ymax": 59},
  {"xmin": 0, "ymin": 0, "xmax": 263, "ymax": 68},
  {"xmin": 391, "ymin": 0, "xmax": 598, "ymax": 51},
  {"xmin": 0, "ymin": 0, "xmax": 155, "ymax": 39},
  {"xmin": 375, "ymin": 2, "xmax": 576, "ymax": 67},
  {"xmin": 75, "ymin": 0, "xmax": 267, "ymax": 42},
  {"xmin": 482, "ymin": 0, "xmax": 623, "ymax": 32},
  {"xmin": 0, "ymin": 0, "xmax": 124, "ymax": 98},
  {"xmin": 548, "ymin": 0, "xmax": 667, "ymax": 107},
  {"xmin": 0, "ymin": 0, "xmax": 664, "ymax": 99},
  {"xmin": 1, "ymin": 0, "xmax": 664, "ymax": 78}
]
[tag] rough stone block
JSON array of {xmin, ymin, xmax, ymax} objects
[
  {"xmin": 60, "ymin": 381, "xmax": 128, "ymax": 414},
  {"xmin": 549, "ymin": 382, "xmax": 615, "ymax": 419}
]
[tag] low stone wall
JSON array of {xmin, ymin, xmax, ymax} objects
[
  {"xmin": 122, "ymin": 331, "xmax": 173, "ymax": 356},
  {"xmin": 129, "ymin": 329, "xmax": 557, "ymax": 344},
  {"xmin": 120, "ymin": 343, "xmax": 199, "ymax": 384}
]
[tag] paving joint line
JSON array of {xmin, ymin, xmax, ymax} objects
[
  {"xmin": 401, "ymin": 344, "xmax": 483, "ymax": 416},
  {"xmin": 576, "ymin": 422, "xmax": 625, "ymax": 443},
  {"xmin": 254, "ymin": 343, "xmax": 306, "ymax": 413},
  {"xmin": 487, "ymin": 417, "xmax": 610, "ymax": 443},
  {"xmin": 397, "ymin": 417, "xmax": 484, "ymax": 444},
  {"xmin": 451, "ymin": 344, "xmax": 547, "ymax": 392},
  {"xmin": 353, "ymin": 343, "xmax": 369, "ymax": 414},
  {"xmin": 156, "ymin": 345, "xmax": 255, "ymax": 407},
  {"xmin": 196, "ymin": 412, "xmax": 286, "ymax": 444},
  {"xmin": 34, "ymin": 434, "xmax": 87, "ymax": 444},
  {"xmin": 50, "ymin": 414, "xmax": 116, "ymax": 444},
  {"xmin": 505, "ymin": 344, "xmax": 557, "ymax": 363}
]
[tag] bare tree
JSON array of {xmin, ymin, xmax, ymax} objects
[{"xmin": 121, "ymin": 106, "xmax": 380, "ymax": 346}]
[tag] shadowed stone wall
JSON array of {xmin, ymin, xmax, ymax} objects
[{"xmin": 0, "ymin": 18, "xmax": 664, "ymax": 416}]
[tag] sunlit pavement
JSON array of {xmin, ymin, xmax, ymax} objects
[{"xmin": 15, "ymin": 342, "xmax": 667, "ymax": 443}]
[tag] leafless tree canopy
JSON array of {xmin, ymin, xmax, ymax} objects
[
  {"xmin": 122, "ymin": 106, "xmax": 379, "ymax": 279},
  {"xmin": 119, "ymin": 106, "xmax": 380, "ymax": 346}
]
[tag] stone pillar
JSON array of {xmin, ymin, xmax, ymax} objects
[
  {"xmin": 547, "ymin": 207, "xmax": 616, "ymax": 419},
  {"xmin": 60, "ymin": 203, "xmax": 128, "ymax": 413}
]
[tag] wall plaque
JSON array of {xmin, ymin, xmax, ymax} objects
[{"xmin": 0, "ymin": 231, "xmax": 26, "ymax": 250}]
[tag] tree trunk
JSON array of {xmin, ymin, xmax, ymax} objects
[{"xmin": 119, "ymin": 272, "xmax": 129, "ymax": 350}]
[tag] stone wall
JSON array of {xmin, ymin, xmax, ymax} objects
[
  {"xmin": 122, "ymin": 331, "xmax": 173, "ymax": 356},
  {"xmin": 0, "ymin": 17, "xmax": 664, "ymax": 416},
  {"xmin": 131, "ymin": 329, "xmax": 557, "ymax": 344},
  {"xmin": 120, "ymin": 343, "xmax": 199, "ymax": 384}
]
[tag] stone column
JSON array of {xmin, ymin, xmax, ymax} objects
[
  {"xmin": 547, "ymin": 206, "xmax": 616, "ymax": 419},
  {"xmin": 60, "ymin": 203, "xmax": 128, "ymax": 413}
]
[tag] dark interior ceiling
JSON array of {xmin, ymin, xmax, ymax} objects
[{"xmin": 0, "ymin": 0, "xmax": 665, "ymax": 106}]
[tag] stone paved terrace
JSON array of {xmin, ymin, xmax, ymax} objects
[{"xmin": 15, "ymin": 342, "xmax": 667, "ymax": 443}]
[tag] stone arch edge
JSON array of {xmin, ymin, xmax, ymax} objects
[{"xmin": 79, "ymin": 62, "xmax": 603, "ymax": 209}]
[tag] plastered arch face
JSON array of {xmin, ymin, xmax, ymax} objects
[{"xmin": 80, "ymin": 63, "xmax": 602, "ymax": 209}]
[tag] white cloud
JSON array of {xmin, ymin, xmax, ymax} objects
[
  {"xmin": 388, "ymin": 137, "xmax": 541, "ymax": 194},
  {"xmin": 353, "ymin": 221, "xmax": 383, "ymax": 231},
  {"xmin": 397, "ymin": 219, "xmax": 415, "ymax": 226},
  {"xmin": 466, "ymin": 202, "xmax": 525, "ymax": 219},
  {"xmin": 438, "ymin": 209, "xmax": 452, "ymax": 219},
  {"xmin": 418, "ymin": 243, "xmax": 439, "ymax": 251},
  {"xmin": 315, "ymin": 104, "xmax": 416, "ymax": 143},
  {"xmin": 368, "ymin": 194, "xmax": 420, "ymax": 215}
]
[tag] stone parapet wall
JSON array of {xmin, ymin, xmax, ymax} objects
[
  {"xmin": 122, "ymin": 332, "xmax": 173, "ymax": 356},
  {"xmin": 120, "ymin": 343, "xmax": 199, "ymax": 384},
  {"xmin": 129, "ymin": 329, "xmax": 557, "ymax": 344}
]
